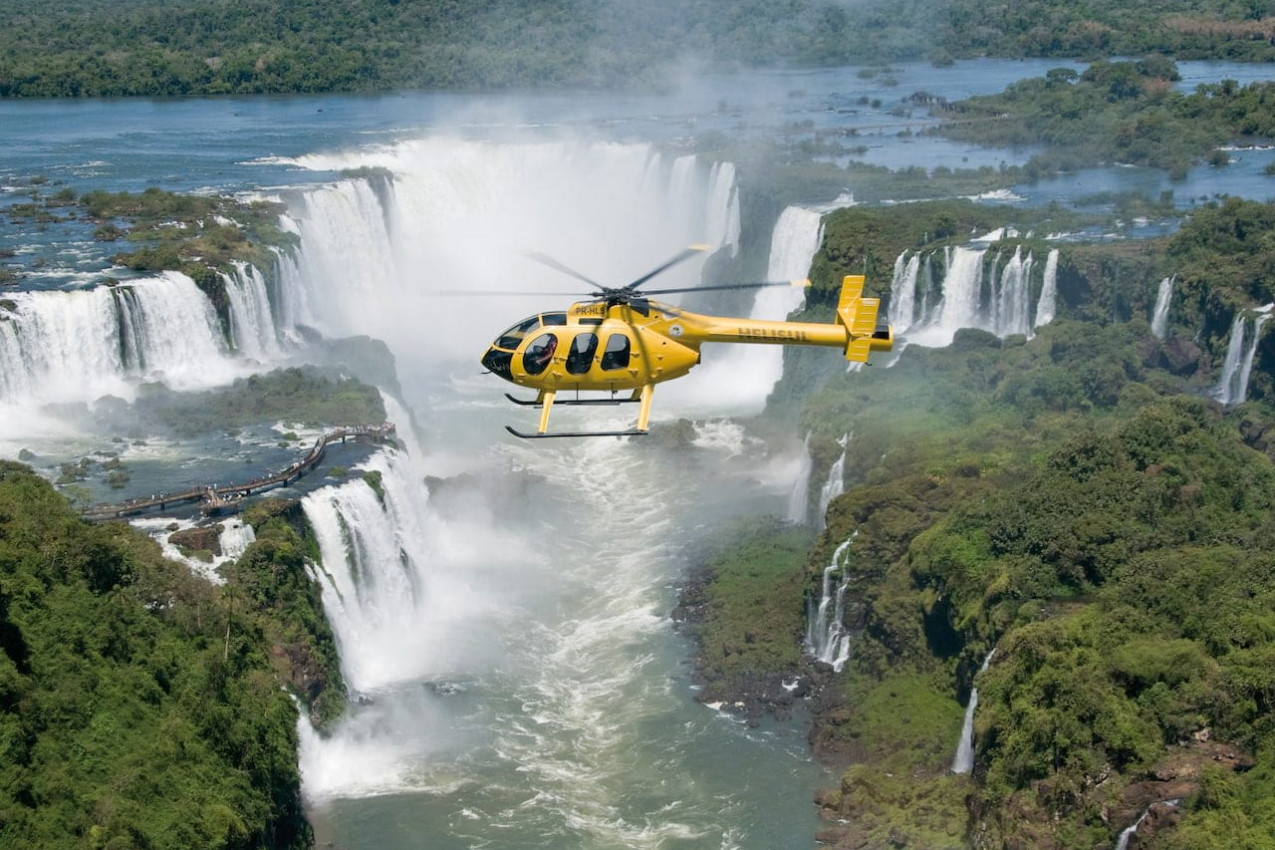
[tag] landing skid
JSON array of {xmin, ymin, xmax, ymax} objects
[
  {"xmin": 505, "ymin": 383, "xmax": 655, "ymax": 439},
  {"xmin": 505, "ymin": 426, "xmax": 647, "ymax": 439},
  {"xmin": 504, "ymin": 393, "xmax": 638, "ymax": 407}
]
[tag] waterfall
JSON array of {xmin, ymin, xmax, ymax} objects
[
  {"xmin": 893, "ymin": 245, "xmax": 1058, "ymax": 348},
  {"xmin": 888, "ymin": 252, "xmax": 921, "ymax": 334},
  {"xmin": 223, "ymin": 261, "xmax": 282, "ymax": 360},
  {"xmin": 805, "ymin": 533, "xmax": 857, "ymax": 671},
  {"xmin": 1033, "ymin": 248, "xmax": 1059, "ymax": 330},
  {"xmin": 1214, "ymin": 305, "xmax": 1272, "ymax": 406},
  {"xmin": 815, "ymin": 433, "xmax": 849, "ymax": 531},
  {"xmin": 218, "ymin": 517, "xmax": 257, "ymax": 561},
  {"xmin": 301, "ymin": 446, "xmax": 462, "ymax": 694},
  {"xmin": 788, "ymin": 433, "xmax": 814, "ymax": 525},
  {"xmin": 1114, "ymin": 799, "xmax": 1180, "ymax": 850},
  {"xmin": 1236, "ymin": 307, "xmax": 1272, "ymax": 405},
  {"xmin": 0, "ymin": 271, "xmax": 241, "ymax": 406},
  {"xmin": 952, "ymin": 648, "xmax": 995, "ymax": 774},
  {"xmin": 936, "ymin": 246, "xmax": 986, "ymax": 335},
  {"xmin": 1150, "ymin": 276, "xmax": 1174, "ymax": 340},
  {"xmin": 994, "ymin": 247, "xmax": 1034, "ymax": 338},
  {"xmin": 276, "ymin": 139, "xmax": 738, "ymax": 399},
  {"xmin": 705, "ymin": 161, "xmax": 741, "ymax": 256},
  {"xmin": 663, "ymin": 204, "xmax": 821, "ymax": 412}
]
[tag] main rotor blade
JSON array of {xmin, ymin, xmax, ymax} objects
[
  {"xmin": 524, "ymin": 252, "xmax": 606, "ymax": 292},
  {"xmin": 639, "ymin": 279, "xmax": 810, "ymax": 296},
  {"xmin": 622, "ymin": 244, "xmax": 711, "ymax": 292},
  {"xmin": 427, "ymin": 289, "xmax": 588, "ymax": 297}
]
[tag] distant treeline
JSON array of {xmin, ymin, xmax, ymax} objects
[{"xmin": 4, "ymin": 0, "xmax": 1275, "ymax": 97}]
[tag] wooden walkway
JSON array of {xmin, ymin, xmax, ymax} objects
[{"xmin": 80, "ymin": 423, "xmax": 396, "ymax": 522}]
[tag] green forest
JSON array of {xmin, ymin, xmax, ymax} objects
[
  {"xmin": 690, "ymin": 197, "xmax": 1275, "ymax": 848},
  {"xmin": 4, "ymin": 0, "xmax": 1275, "ymax": 97},
  {"xmin": 0, "ymin": 462, "xmax": 333, "ymax": 849}
]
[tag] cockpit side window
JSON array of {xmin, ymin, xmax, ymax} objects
[
  {"xmin": 497, "ymin": 316, "xmax": 541, "ymax": 350},
  {"xmin": 522, "ymin": 332, "xmax": 558, "ymax": 376},
  {"xmin": 600, "ymin": 333, "xmax": 631, "ymax": 370},
  {"xmin": 565, "ymin": 333, "xmax": 598, "ymax": 375}
]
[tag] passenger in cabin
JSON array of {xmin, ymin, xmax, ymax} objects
[{"xmin": 524, "ymin": 333, "xmax": 558, "ymax": 375}]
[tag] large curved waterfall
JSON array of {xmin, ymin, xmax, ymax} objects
[{"xmin": 273, "ymin": 138, "xmax": 826, "ymax": 847}]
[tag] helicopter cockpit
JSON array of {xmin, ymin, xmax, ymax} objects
[
  {"xmin": 480, "ymin": 310, "xmax": 635, "ymax": 383},
  {"xmin": 481, "ymin": 312, "xmax": 567, "ymax": 380}
]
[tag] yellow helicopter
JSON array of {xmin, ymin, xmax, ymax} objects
[{"xmin": 479, "ymin": 245, "xmax": 893, "ymax": 438}]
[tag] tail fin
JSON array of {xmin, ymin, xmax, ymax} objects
[{"xmin": 835, "ymin": 275, "xmax": 894, "ymax": 362}]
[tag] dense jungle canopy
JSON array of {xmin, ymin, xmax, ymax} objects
[{"xmin": 3, "ymin": 0, "xmax": 1275, "ymax": 97}]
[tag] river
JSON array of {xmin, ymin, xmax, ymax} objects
[{"xmin": 0, "ymin": 58, "xmax": 1271, "ymax": 848}]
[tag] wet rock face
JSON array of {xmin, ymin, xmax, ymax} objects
[
  {"xmin": 168, "ymin": 523, "xmax": 223, "ymax": 555},
  {"xmin": 1158, "ymin": 336, "xmax": 1202, "ymax": 375}
]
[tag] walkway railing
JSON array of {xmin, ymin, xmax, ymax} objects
[{"xmin": 80, "ymin": 423, "xmax": 396, "ymax": 521}]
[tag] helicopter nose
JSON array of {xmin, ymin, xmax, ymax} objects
[{"xmin": 481, "ymin": 346, "xmax": 514, "ymax": 381}]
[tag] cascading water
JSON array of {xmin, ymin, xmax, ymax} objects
[
  {"xmin": 223, "ymin": 261, "xmax": 283, "ymax": 360},
  {"xmin": 993, "ymin": 247, "xmax": 1035, "ymax": 338},
  {"xmin": 1033, "ymin": 249, "xmax": 1059, "ymax": 330},
  {"xmin": 1114, "ymin": 799, "xmax": 1180, "ymax": 850},
  {"xmin": 815, "ymin": 433, "xmax": 849, "ymax": 532},
  {"xmin": 806, "ymin": 533, "xmax": 857, "ymax": 671},
  {"xmin": 1236, "ymin": 306, "xmax": 1272, "ymax": 405},
  {"xmin": 892, "ymin": 245, "xmax": 1058, "ymax": 348},
  {"xmin": 951, "ymin": 648, "xmax": 995, "ymax": 774},
  {"xmin": 1150, "ymin": 276, "xmax": 1174, "ymax": 340},
  {"xmin": 0, "ymin": 271, "xmax": 243, "ymax": 406},
  {"xmin": 888, "ymin": 252, "xmax": 921, "ymax": 334},
  {"xmin": 1213, "ymin": 305, "xmax": 1273, "ymax": 406}
]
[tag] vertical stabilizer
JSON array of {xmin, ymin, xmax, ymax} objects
[{"xmin": 836, "ymin": 275, "xmax": 893, "ymax": 361}]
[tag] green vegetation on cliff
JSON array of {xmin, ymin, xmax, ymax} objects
[
  {"xmin": 694, "ymin": 197, "xmax": 1275, "ymax": 848},
  {"xmin": 0, "ymin": 462, "xmax": 310, "ymax": 849},
  {"xmin": 131, "ymin": 367, "xmax": 388, "ymax": 438}
]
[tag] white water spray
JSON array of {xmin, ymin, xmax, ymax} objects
[
  {"xmin": 788, "ymin": 433, "xmax": 814, "ymax": 525},
  {"xmin": 951, "ymin": 648, "xmax": 995, "ymax": 774}
]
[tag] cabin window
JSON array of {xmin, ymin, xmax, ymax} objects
[
  {"xmin": 541, "ymin": 312, "xmax": 568, "ymax": 326},
  {"xmin": 565, "ymin": 333, "xmax": 598, "ymax": 374},
  {"xmin": 497, "ymin": 316, "xmax": 540, "ymax": 350},
  {"xmin": 601, "ymin": 333, "xmax": 631, "ymax": 371},
  {"xmin": 522, "ymin": 332, "xmax": 558, "ymax": 376}
]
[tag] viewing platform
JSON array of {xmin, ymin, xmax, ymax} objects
[{"xmin": 80, "ymin": 423, "xmax": 396, "ymax": 522}]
